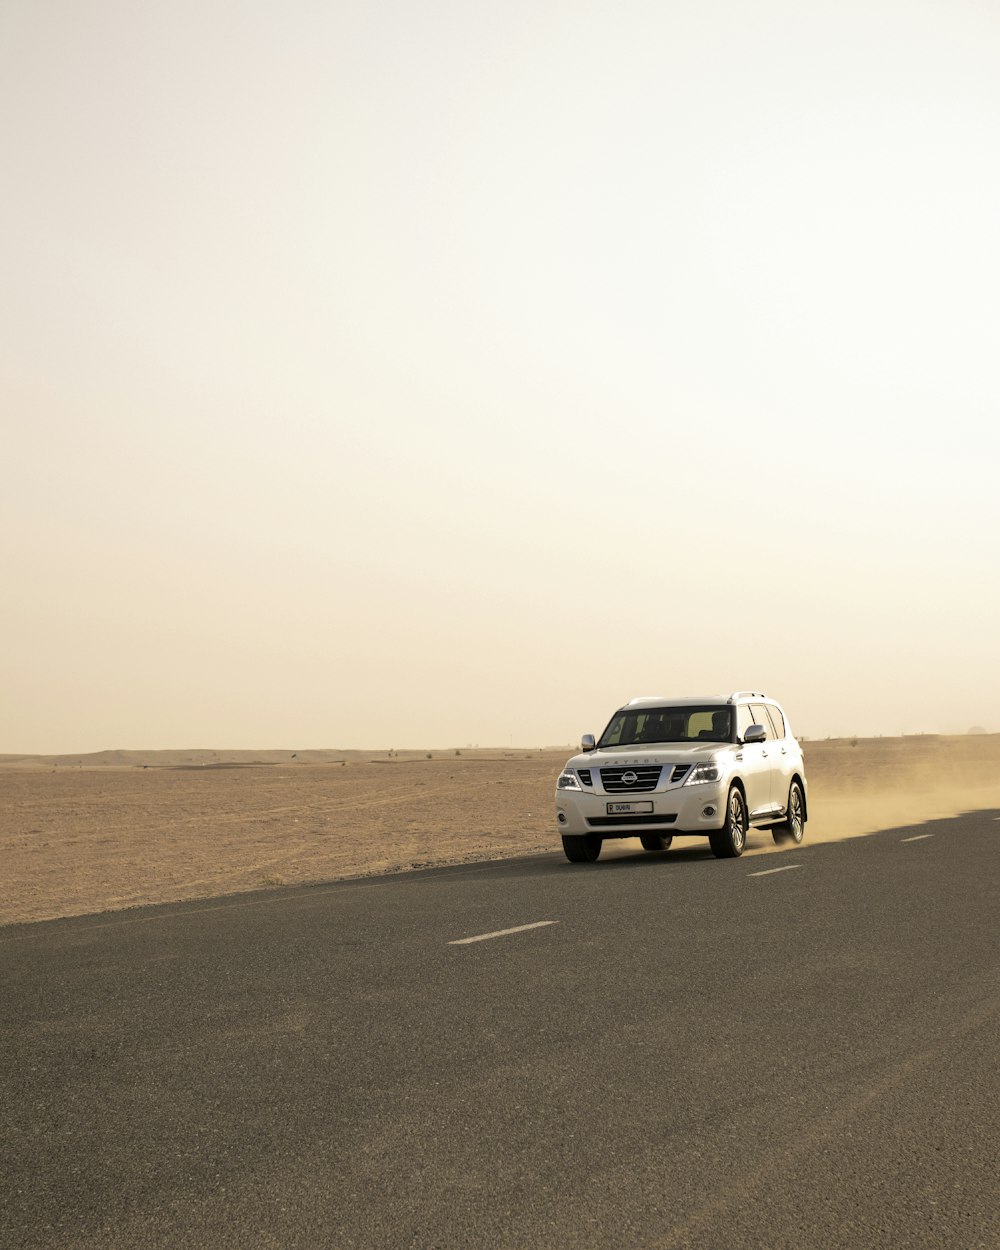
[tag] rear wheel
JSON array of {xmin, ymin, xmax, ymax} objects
[
  {"xmin": 640, "ymin": 834, "xmax": 673, "ymax": 851},
  {"xmin": 562, "ymin": 834, "xmax": 603, "ymax": 863},
  {"xmin": 709, "ymin": 786, "xmax": 747, "ymax": 858},
  {"xmin": 772, "ymin": 781, "xmax": 805, "ymax": 846}
]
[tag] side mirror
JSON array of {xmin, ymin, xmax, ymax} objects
[
  {"xmin": 743, "ymin": 724, "xmax": 766, "ymax": 744},
  {"xmin": 581, "ymin": 734, "xmax": 596, "ymax": 752}
]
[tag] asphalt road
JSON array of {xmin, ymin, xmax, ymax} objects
[{"xmin": 3, "ymin": 812, "xmax": 999, "ymax": 1250}]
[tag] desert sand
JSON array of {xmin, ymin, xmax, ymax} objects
[{"xmin": 3, "ymin": 736, "xmax": 999, "ymax": 927}]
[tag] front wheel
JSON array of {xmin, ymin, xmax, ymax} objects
[
  {"xmin": 640, "ymin": 834, "xmax": 673, "ymax": 852},
  {"xmin": 772, "ymin": 781, "xmax": 806, "ymax": 846},
  {"xmin": 562, "ymin": 834, "xmax": 603, "ymax": 863},
  {"xmin": 709, "ymin": 786, "xmax": 747, "ymax": 858}
]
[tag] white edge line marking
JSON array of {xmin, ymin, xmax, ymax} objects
[
  {"xmin": 449, "ymin": 920, "xmax": 558, "ymax": 945},
  {"xmin": 901, "ymin": 834, "xmax": 934, "ymax": 842},
  {"xmin": 748, "ymin": 864, "xmax": 803, "ymax": 878}
]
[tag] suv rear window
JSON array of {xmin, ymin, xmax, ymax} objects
[
  {"xmin": 749, "ymin": 704, "xmax": 777, "ymax": 740},
  {"xmin": 765, "ymin": 705, "xmax": 785, "ymax": 738},
  {"xmin": 599, "ymin": 706, "xmax": 733, "ymax": 748}
]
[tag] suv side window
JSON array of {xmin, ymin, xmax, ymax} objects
[
  {"xmin": 750, "ymin": 704, "xmax": 775, "ymax": 740},
  {"xmin": 765, "ymin": 705, "xmax": 786, "ymax": 739},
  {"xmin": 736, "ymin": 705, "xmax": 755, "ymax": 742}
]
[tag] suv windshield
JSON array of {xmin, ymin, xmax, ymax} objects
[{"xmin": 598, "ymin": 705, "xmax": 733, "ymax": 748}]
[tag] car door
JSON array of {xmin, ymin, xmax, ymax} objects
[
  {"xmin": 763, "ymin": 704, "xmax": 794, "ymax": 813},
  {"xmin": 750, "ymin": 700, "xmax": 790, "ymax": 815},
  {"xmin": 736, "ymin": 704, "xmax": 772, "ymax": 818},
  {"xmin": 755, "ymin": 705, "xmax": 785, "ymax": 820}
]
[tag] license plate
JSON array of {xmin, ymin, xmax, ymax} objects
[{"xmin": 606, "ymin": 801, "xmax": 654, "ymax": 815}]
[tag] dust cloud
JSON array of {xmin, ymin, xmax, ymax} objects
[{"xmin": 776, "ymin": 734, "xmax": 1000, "ymax": 852}]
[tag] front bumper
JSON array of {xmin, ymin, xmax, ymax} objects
[{"xmin": 555, "ymin": 782, "xmax": 726, "ymax": 837}]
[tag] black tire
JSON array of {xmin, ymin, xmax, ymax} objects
[
  {"xmin": 562, "ymin": 834, "xmax": 603, "ymax": 863},
  {"xmin": 772, "ymin": 781, "xmax": 806, "ymax": 846},
  {"xmin": 709, "ymin": 785, "xmax": 747, "ymax": 858},
  {"xmin": 640, "ymin": 834, "xmax": 673, "ymax": 851}
]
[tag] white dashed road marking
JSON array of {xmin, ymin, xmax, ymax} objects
[
  {"xmin": 748, "ymin": 864, "xmax": 803, "ymax": 878},
  {"xmin": 901, "ymin": 834, "xmax": 934, "ymax": 842},
  {"xmin": 449, "ymin": 921, "xmax": 558, "ymax": 945}
]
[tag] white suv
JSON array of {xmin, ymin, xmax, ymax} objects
[{"xmin": 555, "ymin": 693, "xmax": 807, "ymax": 862}]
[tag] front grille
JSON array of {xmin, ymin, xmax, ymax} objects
[
  {"xmin": 600, "ymin": 766, "xmax": 662, "ymax": 793},
  {"xmin": 577, "ymin": 769, "xmax": 593, "ymax": 786},
  {"xmin": 670, "ymin": 764, "xmax": 692, "ymax": 783},
  {"xmin": 587, "ymin": 814, "xmax": 677, "ymax": 827}
]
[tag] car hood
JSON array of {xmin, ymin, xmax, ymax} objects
[{"xmin": 565, "ymin": 742, "xmax": 737, "ymax": 770}]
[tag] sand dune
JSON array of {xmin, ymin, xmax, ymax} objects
[{"xmin": 2, "ymin": 735, "xmax": 998, "ymax": 926}]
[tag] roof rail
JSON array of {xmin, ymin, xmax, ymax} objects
[{"xmin": 727, "ymin": 690, "xmax": 768, "ymax": 702}]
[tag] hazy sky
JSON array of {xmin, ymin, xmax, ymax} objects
[{"xmin": 3, "ymin": 0, "xmax": 998, "ymax": 752}]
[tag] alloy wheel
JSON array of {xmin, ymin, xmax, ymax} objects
[{"xmin": 729, "ymin": 791, "xmax": 746, "ymax": 850}]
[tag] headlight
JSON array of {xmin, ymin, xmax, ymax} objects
[
  {"xmin": 557, "ymin": 771, "xmax": 582, "ymax": 791},
  {"xmin": 684, "ymin": 760, "xmax": 722, "ymax": 785}
]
